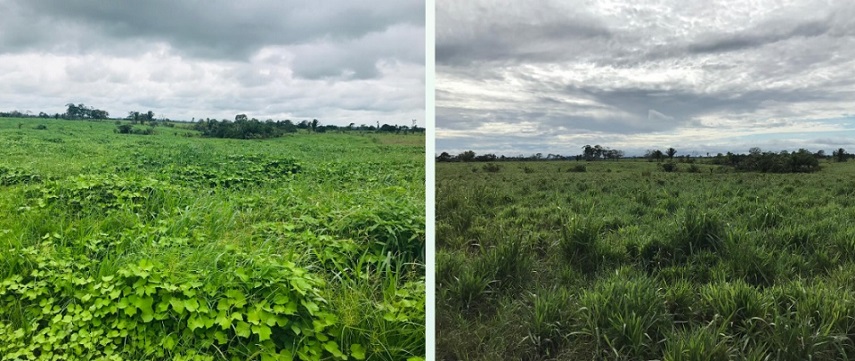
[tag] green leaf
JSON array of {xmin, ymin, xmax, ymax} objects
[
  {"xmin": 350, "ymin": 344, "xmax": 366, "ymax": 360},
  {"xmin": 252, "ymin": 324, "xmax": 272, "ymax": 341},
  {"xmin": 188, "ymin": 315, "xmax": 206, "ymax": 331},
  {"xmin": 216, "ymin": 311, "xmax": 231, "ymax": 330},
  {"xmin": 323, "ymin": 341, "xmax": 345, "ymax": 359},
  {"xmin": 162, "ymin": 335, "xmax": 176, "ymax": 350},
  {"xmin": 216, "ymin": 298, "xmax": 231, "ymax": 311},
  {"xmin": 184, "ymin": 298, "xmax": 199, "ymax": 313},
  {"xmin": 301, "ymin": 300, "xmax": 319, "ymax": 315},
  {"xmin": 133, "ymin": 296, "xmax": 154, "ymax": 322},
  {"xmin": 247, "ymin": 308, "xmax": 261, "ymax": 325},
  {"xmin": 169, "ymin": 298, "xmax": 185, "ymax": 314},
  {"xmin": 226, "ymin": 289, "xmax": 247, "ymax": 308},
  {"xmin": 235, "ymin": 321, "xmax": 251, "ymax": 338},
  {"xmin": 273, "ymin": 293, "xmax": 289, "ymax": 305},
  {"xmin": 214, "ymin": 330, "xmax": 228, "ymax": 344}
]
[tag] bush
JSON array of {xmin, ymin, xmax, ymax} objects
[
  {"xmin": 569, "ymin": 164, "xmax": 586, "ymax": 173},
  {"xmin": 661, "ymin": 162, "xmax": 678, "ymax": 172},
  {"xmin": 482, "ymin": 163, "xmax": 501, "ymax": 173}
]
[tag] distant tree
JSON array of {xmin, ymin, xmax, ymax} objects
[
  {"xmin": 90, "ymin": 109, "xmax": 109, "ymax": 119},
  {"xmin": 235, "ymin": 114, "xmax": 248, "ymax": 121},
  {"xmin": 582, "ymin": 145, "xmax": 594, "ymax": 161},
  {"xmin": 833, "ymin": 148, "xmax": 847, "ymax": 162},
  {"xmin": 593, "ymin": 145, "xmax": 604, "ymax": 160},
  {"xmin": 650, "ymin": 149, "xmax": 664, "ymax": 162},
  {"xmin": 666, "ymin": 147, "xmax": 677, "ymax": 160},
  {"xmin": 437, "ymin": 152, "xmax": 453, "ymax": 162},
  {"xmin": 790, "ymin": 149, "xmax": 819, "ymax": 172},
  {"xmin": 65, "ymin": 103, "xmax": 79, "ymax": 119},
  {"xmin": 814, "ymin": 149, "xmax": 826, "ymax": 159},
  {"xmin": 458, "ymin": 150, "xmax": 476, "ymax": 162},
  {"xmin": 749, "ymin": 147, "xmax": 762, "ymax": 156},
  {"xmin": 311, "ymin": 119, "xmax": 319, "ymax": 132}
]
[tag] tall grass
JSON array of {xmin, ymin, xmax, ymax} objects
[{"xmin": 437, "ymin": 159, "xmax": 855, "ymax": 360}]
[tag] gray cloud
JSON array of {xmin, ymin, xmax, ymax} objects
[
  {"xmin": 437, "ymin": 0, "xmax": 855, "ymax": 155},
  {"xmin": 0, "ymin": 0, "xmax": 424, "ymax": 125}
]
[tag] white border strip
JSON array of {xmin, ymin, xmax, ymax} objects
[{"xmin": 424, "ymin": 0, "xmax": 436, "ymax": 358}]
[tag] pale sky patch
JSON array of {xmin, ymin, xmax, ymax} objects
[
  {"xmin": 0, "ymin": 0, "xmax": 424, "ymax": 126},
  {"xmin": 437, "ymin": 0, "xmax": 855, "ymax": 156}
]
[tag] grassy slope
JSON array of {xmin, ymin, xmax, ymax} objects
[
  {"xmin": 437, "ymin": 160, "xmax": 855, "ymax": 360},
  {"xmin": 0, "ymin": 118, "xmax": 425, "ymax": 360}
]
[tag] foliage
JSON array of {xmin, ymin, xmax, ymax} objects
[
  {"xmin": 437, "ymin": 159, "xmax": 855, "ymax": 360},
  {"xmin": 0, "ymin": 166, "xmax": 42, "ymax": 186},
  {"xmin": 711, "ymin": 148, "xmax": 821, "ymax": 173},
  {"xmin": 0, "ymin": 117, "xmax": 425, "ymax": 360}
]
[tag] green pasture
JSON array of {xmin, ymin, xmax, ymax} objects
[
  {"xmin": 437, "ymin": 159, "xmax": 855, "ymax": 360},
  {"xmin": 0, "ymin": 118, "xmax": 425, "ymax": 361}
]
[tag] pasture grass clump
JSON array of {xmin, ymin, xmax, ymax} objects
[
  {"xmin": 437, "ymin": 159, "xmax": 855, "ymax": 360},
  {"xmin": 559, "ymin": 217, "xmax": 602, "ymax": 272},
  {"xmin": 569, "ymin": 164, "xmax": 586, "ymax": 172},
  {"xmin": 482, "ymin": 163, "xmax": 501, "ymax": 173}
]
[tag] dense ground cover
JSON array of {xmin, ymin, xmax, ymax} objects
[
  {"xmin": 0, "ymin": 118, "xmax": 425, "ymax": 360},
  {"xmin": 437, "ymin": 160, "xmax": 855, "ymax": 360}
]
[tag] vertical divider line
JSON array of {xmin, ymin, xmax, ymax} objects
[{"xmin": 424, "ymin": 0, "xmax": 436, "ymax": 359}]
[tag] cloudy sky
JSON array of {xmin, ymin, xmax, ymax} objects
[
  {"xmin": 437, "ymin": 0, "xmax": 855, "ymax": 157},
  {"xmin": 0, "ymin": 1, "xmax": 424, "ymax": 126}
]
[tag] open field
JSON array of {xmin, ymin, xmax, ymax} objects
[
  {"xmin": 0, "ymin": 118, "xmax": 425, "ymax": 360},
  {"xmin": 437, "ymin": 160, "xmax": 855, "ymax": 360}
]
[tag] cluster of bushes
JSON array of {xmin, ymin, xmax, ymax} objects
[
  {"xmin": 115, "ymin": 124, "xmax": 156, "ymax": 135},
  {"xmin": 192, "ymin": 118, "xmax": 297, "ymax": 139},
  {"xmin": 712, "ymin": 149, "xmax": 820, "ymax": 173}
]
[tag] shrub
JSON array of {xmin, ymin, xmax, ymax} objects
[
  {"xmin": 116, "ymin": 124, "xmax": 134, "ymax": 134},
  {"xmin": 661, "ymin": 162, "xmax": 678, "ymax": 172},
  {"xmin": 569, "ymin": 164, "xmax": 587, "ymax": 173},
  {"xmin": 482, "ymin": 163, "xmax": 501, "ymax": 173}
]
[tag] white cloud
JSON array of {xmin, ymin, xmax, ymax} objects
[
  {"xmin": 0, "ymin": 1, "xmax": 424, "ymax": 126},
  {"xmin": 437, "ymin": 0, "xmax": 855, "ymax": 155}
]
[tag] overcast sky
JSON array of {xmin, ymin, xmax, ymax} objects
[
  {"xmin": 437, "ymin": 0, "xmax": 855, "ymax": 156},
  {"xmin": 0, "ymin": 1, "xmax": 424, "ymax": 126}
]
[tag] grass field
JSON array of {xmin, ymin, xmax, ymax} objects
[
  {"xmin": 0, "ymin": 118, "xmax": 425, "ymax": 360},
  {"xmin": 437, "ymin": 160, "xmax": 855, "ymax": 360}
]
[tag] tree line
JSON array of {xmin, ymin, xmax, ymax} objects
[
  {"xmin": 438, "ymin": 146, "xmax": 849, "ymax": 173},
  {"xmin": 437, "ymin": 144, "xmax": 625, "ymax": 162},
  {"xmin": 189, "ymin": 116, "xmax": 424, "ymax": 140}
]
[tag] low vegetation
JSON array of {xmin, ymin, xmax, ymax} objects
[
  {"xmin": 437, "ymin": 159, "xmax": 855, "ymax": 360},
  {"xmin": 0, "ymin": 117, "xmax": 425, "ymax": 360}
]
